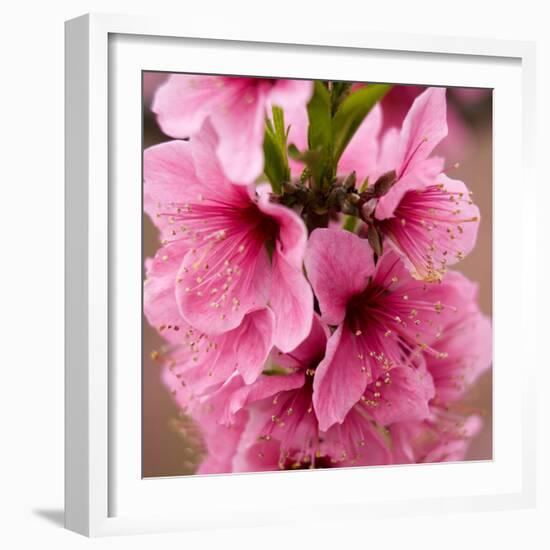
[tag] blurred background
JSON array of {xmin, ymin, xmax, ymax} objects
[{"xmin": 142, "ymin": 73, "xmax": 493, "ymax": 477}]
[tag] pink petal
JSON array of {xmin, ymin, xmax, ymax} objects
[
  {"xmin": 174, "ymin": 224, "xmax": 272, "ymax": 335},
  {"xmin": 256, "ymin": 192, "xmax": 314, "ymax": 350},
  {"xmin": 161, "ymin": 368, "xmax": 247, "ymax": 474},
  {"xmin": 396, "ymin": 87, "xmax": 448, "ymax": 177},
  {"xmin": 153, "ymin": 75, "xmax": 270, "ymax": 184},
  {"xmin": 375, "ymin": 156, "xmax": 444, "ymax": 220},
  {"xmin": 196, "ymin": 410, "xmax": 249, "ymax": 474},
  {"xmin": 304, "ymin": 228, "xmax": 375, "ymax": 325},
  {"xmin": 172, "ymin": 373, "xmax": 245, "ymax": 422},
  {"xmin": 286, "ymin": 105, "xmax": 310, "ymax": 178},
  {"xmin": 162, "ymin": 365, "xmax": 243, "ymax": 480},
  {"xmin": 366, "ymin": 361, "xmax": 435, "ymax": 426},
  {"xmin": 422, "ymin": 413, "xmax": 483, "ymax": 463},
  {"xmin": 257, "ymin": 191, "xmax": 308, "ymax": 268},
  {"xmin": 167, "ymin": 309, "xmax": 274, "ymax": 395},
  {"xmin": 267, "ymin": 79, "xmax": 314, "ymax": 112},
  {"xmin": 232, "ymin": 309, "xmax": 276, "ymax": 384},
  {"xmin": 429, "ymin": 312, "xmax": 491, "ymax": 402},
  {"xmin": 313, "ymin": 324, "xmax": 371, "ymax": 431},
  {"xmin": 143, "ymin": 242, "xmax": 190, "ymax": 343},
  {"xmin": 184, "ymin": 120, "xmax": 227, "ymax": 184},
  {"xmin": 167, "ymin": 334, "xmax": 235, "ymax": 395},
  {"xmin": 232, "ymin": 438, "xmax": 283, "ymax": 472},
  {"xmin": 424, "ymin": 270, "xmax": 492, "ymax": 401},
  {"xmin": 209, "ymin": 85, "xmax": 267, "ymax": 183},
  {"xmin": 227, "ymin": 372, "xmax": 305, "ymax": 420},
  {"xmin": 271, "ymin": 314, "xmax": 329, "ymax": 371},
  {"xmin": 390, "ymin": 422, "xmax": 418, "ymax": 464},
  {"xmin": 373, "ymin": 127, "xmax": 401, "ymax": 181},
  {"xmin": 269, "ymin": 252, "xmax": 314, "ymax": 352},
  {"xmin": 152, "ymin": 74, "xmax": 233, "ymax": 138},
  {"xmin": 143, "ymin": 140, "xmax": 202, "ymax": 240},
  {"xmin": 321, "ymin": 408, "xmax": 393, "ymax": 466},
  {"xmin": 338, "ymin": 104, "xmax": 383, "ymax": 183},
  {"xmin": 143, "ymin": 135, "xmax": 246, "ymax": 234},
  {"xmin": 232, "ymin": 370, "xmax": 319, "ymax": 468}
]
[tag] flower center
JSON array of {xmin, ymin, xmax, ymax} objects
[{"xmin": 346, "ymin": 283, "xmax": 392, "ymax": 336}]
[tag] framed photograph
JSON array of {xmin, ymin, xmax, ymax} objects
[{"xmin": 65, "ymin": 13, "xmax": 536, "ymax": 536}]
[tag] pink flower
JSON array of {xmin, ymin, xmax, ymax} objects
[
  {"xmin": 378, "ymin": 84, "xmax": 479, "ymax": 161},
  {"xmin": 391, "ymin": 271, "xmax": 492, "ymax": 464},
  {"xmin": 229, "ymin": 316, "xmax": 394, "ymax": 470},
  {"xmin": 144, "ymin": 241, "xmax": 275, "ymax": 390},
  {"xmin": 304, "ymin": 227, "xmax": 474, "ymax": 431},
  {"xmin": 425, "ymin": 271, "xmax": 492, "ymax": 403},
  {"xmin": 372, "ymin": 87, "xmax": 480, "ymax": 281},
  {"xmin": 144, "ymin": 125, "xmax": 313, "ymax": 354},
  {"xmin": 162, "ymin": 343, "xmax": 308, "ymax": 474},
  {"xmin": 160, "ymin": 269, "xmax": 491, "ymax": 471},
  {"xmin": 145, "ymin": 77, "xmax": 491, "ymax": 474},
  {"xmin": 162, "ymin": 369, "xmax": 249, "ymax": 474},
  {"xmin": 391, "ymin": 410, "xmax": 483, "ymax": 464},
  {"xmin": 152, "ymin": 74, "xmax": 313, "ymax": 183}
]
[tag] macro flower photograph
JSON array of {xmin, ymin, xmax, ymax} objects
[{"xmin": 141, "ymin": 73, "xmax": 493, "ymax": 477}]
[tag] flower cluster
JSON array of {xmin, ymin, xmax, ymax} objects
[{"xmin": 144, "ymin": 76, "xmax": 492, "ymax": 473}]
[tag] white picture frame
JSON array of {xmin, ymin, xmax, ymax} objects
[{"xmin": 65, "ymin": 12, "xmax": 537, "ymax": 537}]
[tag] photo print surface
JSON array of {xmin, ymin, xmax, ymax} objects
[{"xmin": 142, "ymin": 74, "xmax": 493, "ymax": 477}]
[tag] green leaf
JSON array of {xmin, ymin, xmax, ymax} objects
[
  {"xmin": 307, "ymin": 81, "xmax": 332, "ymax": 151},
  {"xmin": 288, "ymin": 143, "xmax": 324, "ymax": 167},
  {"xmin": 263, "ymin": 127, "xmax": 286, "ymax": 195},
  {"xmin": 272, "ymin": 105, "xmax": 287, "ymax": 150},
  {"xmin": 306, "ymin": 81, "xmax": 333, "ymax": 187},
  {"xmin": 332, "ymin": 84, "xmax": 391, "ymax": 163},
  {"xmin": 262, "ymin": 106, "xmax": 290, "ymax": 195},
  {"xmin": 330, "ymin": 81, "xmax": 353, "ymax": 115}
]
